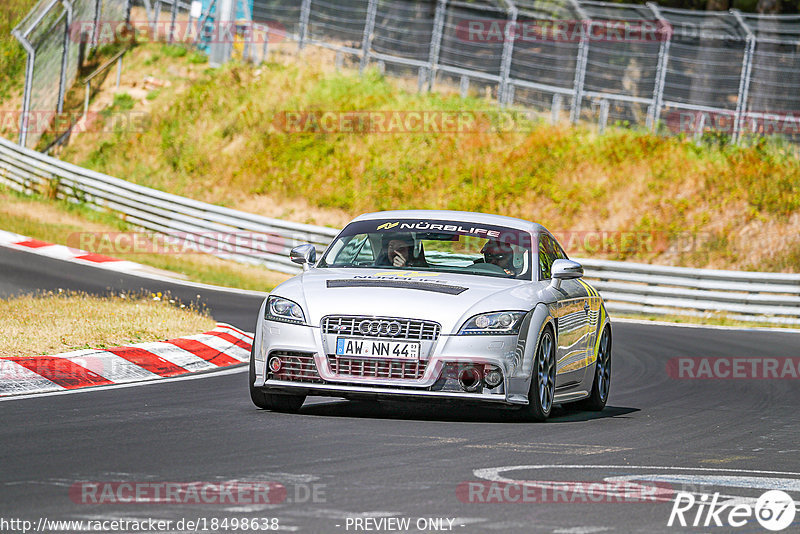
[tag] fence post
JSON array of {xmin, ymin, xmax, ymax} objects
[
  {"xmin": 731, "ymin": 9, "xmax": 755, "ymax": 145},
  {"xmin": 568, "ymin": 0, "xmax": 589, "ymax": 124},
  {"xmin": 13, "ymin": 30, "xmax": 35, "ymax": 147},
  {"xmin": 91, "ymin": 0, "xmax": 101, "ymax": 49},
  {"xmin": 153, "ymin": 0, "xmax": 161, "ymax": 33},
  {"xmin": 169, "ymin": 0, "xmax": 179, "ymax": 44},
  {"xmin": 209, "ymin": 0, "xmax": 234, "ymax": 66},
  {"xmin": 298, "ymin": 0, "xmax": 312, "ymax": 50},
  {"xmin": 360, "ymin": 0, "xmax": 378, "ymax": 73},
  {"xmin": 239, "ymin": 0, "xmax": 254, "ymax": 61},
  {"xmin": 426, "ymin": 0, "xmax": 447, "ymax": 91},
  {"xmin": 646, "ymin": 2, "xmax": 671, "ymax": 131},
  {"xmin": 57, "ymin": 0, "xmax": 74, "ymax": 115},
  {"xmin": 498, "ymin": 2, "xmax": 517, "ymax": 108}
]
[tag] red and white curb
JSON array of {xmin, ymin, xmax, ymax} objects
[
  {"xmin": 0, "ymin": 229, "xmax": 179, "ymax": 278},
  {"xmin": 0, "ymin": 323, "xmax": 252, "ymax": 397}
]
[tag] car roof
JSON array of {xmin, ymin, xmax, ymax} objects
[{"xmin": 350, "ymin": 210, "xmax": 548, "ymax": 234}]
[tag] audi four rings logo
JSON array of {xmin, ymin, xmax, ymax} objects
[{"xmin": 358, "ymin": 320, "xmax": 403, "ymax": 336}]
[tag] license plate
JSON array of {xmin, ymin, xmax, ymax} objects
[{"xmin": 335, "ymin": 337, "xmax": 419, "ymax": 360}]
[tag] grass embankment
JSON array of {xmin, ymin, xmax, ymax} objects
[
  {"xmin": 0, "ymin": 188, "xmax": 290, "ymax": 291},
  {"xmin": 0, "ymin": 290, "xmax": 216, "ymax": 356},
  {"xmin": 58, "ymin": 43, "xmax": 800, "ymax": 272},
  {"xmin": 0, "ymin": 0, "xmax": 35, "ymax": 104}
]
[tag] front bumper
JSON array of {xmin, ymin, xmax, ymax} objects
[{"xmin": 253, "ymin": 319, "xmax": 528, "ymax": 405}]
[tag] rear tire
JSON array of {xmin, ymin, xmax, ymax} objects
[
  {"xmin": 519, "ymin": 326, "xmax": 556, "ymax": 421},
  {"xmin": 575, "ymin": 325, "xmax": 611, "ymax": 412},
  {"xmin": 248, "ymin": 331, "xmax": 306, "ymax": 413}
]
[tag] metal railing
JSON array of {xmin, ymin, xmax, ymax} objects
[
  {"xmin": 2, "ymin": 135, "xmax": 799, "ymax": 325},
  {"xmin": 13, "ymin": 0, "xmax": 132, "ymax": 149},
  {"xmin": 0, "ymin": 136, "xmax": 339, "ymax": 274},
  {"xmin": 240, "ymin": 0, "xmax": 800, "ymax": 145},
  {"xmin": 13, "ymin": 0, "xmax": 800, "ymax": 149}
]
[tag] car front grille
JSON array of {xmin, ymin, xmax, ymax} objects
[
  {"xmin": 269, "ymin": 351, "xmax": 322, "ymax": 383},
  {"xmin": 327, "ymin": 356, "xmax": 428, "ymax": 380},
  {"xmin": 322, "ymin": 316, "xmax": 441, "ymax": 341}
]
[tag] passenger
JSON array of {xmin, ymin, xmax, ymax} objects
[
  {"xmin": 481, "ymin": 240, "xmax": 518, "ymax": 276},
  {"xmin": 376, "ymin": 234, "xmax": 427, "ymax": 267}
]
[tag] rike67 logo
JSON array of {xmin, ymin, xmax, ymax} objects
[{"xmin": 668, "ymin": 490, "xmax": 796, "ymax": 531}]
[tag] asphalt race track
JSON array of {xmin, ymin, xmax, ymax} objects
[{"xmin": 1, "ymin": 245, "xmax": 799, "ymax": 533}]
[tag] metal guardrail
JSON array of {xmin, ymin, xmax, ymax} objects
[
  {"xmin": 0, "ymin": 136, "xmax": 339, "ymax": 274},
  {"xmin": 1, "ymin": 135, "xmax": 799, "ymax": 324}
]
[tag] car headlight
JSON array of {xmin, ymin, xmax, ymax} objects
[
  {"xmin": 458, "ymin": 311, "xmax": 526, "ymax": 335},
  {"xmin": 265, "ymin": 296, "xmax": 306, "ymax": 325}
]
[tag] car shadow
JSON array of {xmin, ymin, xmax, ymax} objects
[{"xmin": 294, "ymin": 398, "xmax": 639, "ymax": 423}]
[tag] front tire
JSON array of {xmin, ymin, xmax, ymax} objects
[
  {"xmin": 575, "ymin": 325, "xmax": 611, "ymax": 412},
  {"xmin": 520, "ymin": 326, "xmax": 556, "ymax": 421},
  {"xmin": 248, "ymin": 332, "xmax": 306, "ymax": 413}
]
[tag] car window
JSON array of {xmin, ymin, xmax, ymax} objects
[
  {"xmin": 538, "ymin": 234, "xmax": 563, "ymax": 280},
  {"xmin": 318, "ymin": 219, "xmax": 534, "ymax": 280}
]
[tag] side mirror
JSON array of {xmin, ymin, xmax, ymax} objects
[
  {"xmin": 290, "ymin": 244, "xmax": 317, "ymax": 271},
  {"xmin": 549, "ymin": 259, "xmax": 583, "ymax": 289}
]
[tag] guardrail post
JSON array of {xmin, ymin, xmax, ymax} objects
[
  {"xmin": 598, "ymin": 99, "xmax": 609, "ymax": 133},
  {"xmin": 460, "ymin": 75, "xmax": 469, "ymax": 98},
  {"xmin": 646, "ymin": 2, "xmax": 671, "ymax": 131},
  {"xmin": 568, "ymin": 0, "xmax": 590, "ymax": 124},
  {"xmin": 498, "ymin": 2, "xmax": 517, "ymax": 108},
  {"xmin": 551, "ymin": 93, "xmax": 562, "ymax": 124},
  {"xmin": 426, "ymin": 0, "xmax": 447, "ymax": 91},
  {"xmin": 298, "ymin": 0, "xmax": 312, "ymax": 50},
  {"xmin": 694, "ymin": 112, "xmax": 706, "ymax": 144},
  {"xmin": 359, "ymin": 0, "xmax": 378, "ymax": 73},
  {"xmin": 731, "ymin": 9, "xmax": 755, "ymax": 145}
]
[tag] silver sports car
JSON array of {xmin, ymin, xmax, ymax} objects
[{"xmin": 249, "ymin": 210, "xmax": 612, "ymax": 420}]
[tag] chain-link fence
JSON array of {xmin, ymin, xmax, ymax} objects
[
  {"xmin": 13, "ymin": 0, "xmax": 800, "ymax": 148},
  {"xmin": 242, "ymin": 0, "xmax": 800, "ymax": 145},
  {"xmin": 12, "ymin": 0, "xmax": 131, "ymax": 149}
]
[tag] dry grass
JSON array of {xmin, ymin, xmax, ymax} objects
[
  {"xmin": 0, "ymin": 290, "xmax": 216, "ymax": 356},
  {"xmin": 0, "ymin": 189, "xmax": 291, "ymax": 291}
]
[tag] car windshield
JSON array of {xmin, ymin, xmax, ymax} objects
[{"xmin": 318, "ymin": 218, "xmax": 534, "ymax": 280}]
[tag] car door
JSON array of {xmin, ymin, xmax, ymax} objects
[{"xmin": 539, "ymin": 233, "xmax": 590, "ymax": 388}]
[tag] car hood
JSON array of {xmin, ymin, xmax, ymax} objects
[{"xmin": 271, "ymin": 268, "xmax": 545, "ymax": 334}]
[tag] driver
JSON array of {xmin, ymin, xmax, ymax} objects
[{"xmin": 481, "ymin": 240, "xmax": 518, "ymax": 276}]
